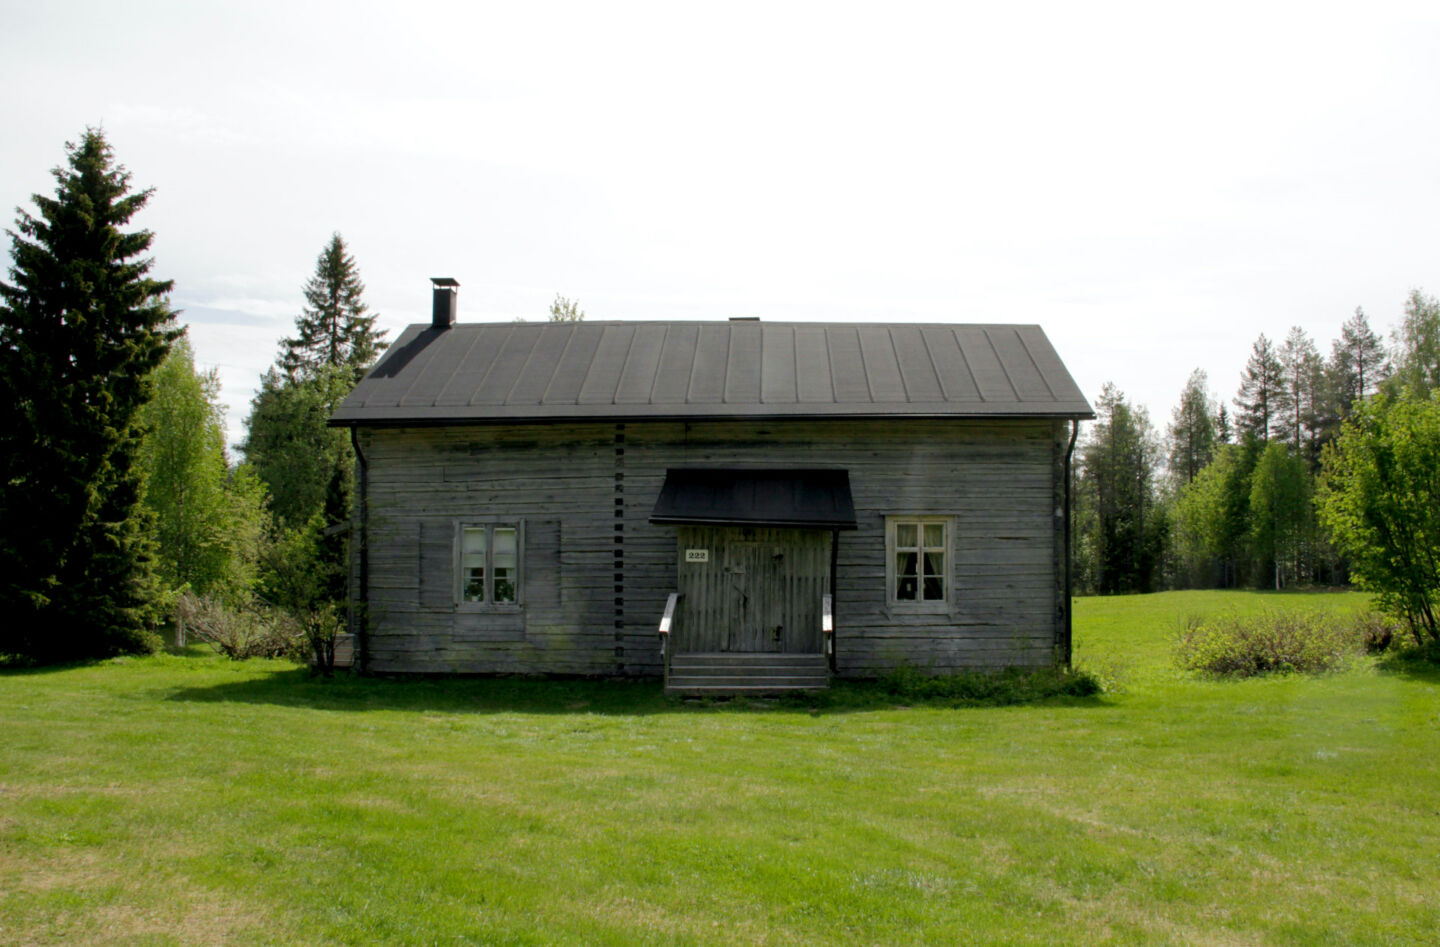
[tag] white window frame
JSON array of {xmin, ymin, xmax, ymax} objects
[
  {"xmin": 886, "ymin": 516, "xmax": 950, "ymax": 609},
  {"xmin": 455, "ymin": 519, "xmax": 524, "ymax": 610}
]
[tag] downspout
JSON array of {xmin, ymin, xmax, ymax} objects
[
  {"xmin": 1063, "ymin": 419, "xmax": 1079, "ymax": 668},
  {"xmin": 828, "ymin": 527, "xmax": 840, "ymax": 674},
  {"xmin": 350, "ymin": 426, "xmax": 370, "ymax": 674}
]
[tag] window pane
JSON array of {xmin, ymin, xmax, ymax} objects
[
  {"xmin": 924, "ymin": 523, "xmax": 944, "ymax": 548},
  {"xmin": 895, "ymin": 551, "xmax": 918, "ymax": 600},
  {"xmin": 895, "ymin": 523, "xmax": 917, "ymax": 548},
  {"xmin": 493, "ymin": 527, "xmax": 517, "ymax": 562},
  {"xmin": 492, "ymin": 528, "xmax": 517, "ymax": 603},
  {"xmin": 462, "ymin": 527, "xmax": 487, "ymax": 556},
  {"xmin": 464, "ymin": 567, "xmax": 486, "ymax": 602},
  {"xmin": 493, "ymin": 570, "xmax": 515, "ymax": 602},
  {"xmin": 923, "ymin": 551, "xmax": 944, "ymax": 600}
]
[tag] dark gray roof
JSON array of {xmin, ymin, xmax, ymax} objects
[{"xmin": 330, "ymin": 320, "xmax": 1093, "ymax": 426}]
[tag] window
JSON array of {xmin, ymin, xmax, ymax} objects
[
  {"xmin": 888, "ymin": 517, "xmax": 947, "ymax": 604},
  {"xmin": 458, "ymin": 523, "xmax": 521, "ymax": 606}
]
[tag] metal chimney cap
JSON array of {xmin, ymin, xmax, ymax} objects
[{"xmin": 430, "ymin": 277, "xmax": 460, "ymax": 287}]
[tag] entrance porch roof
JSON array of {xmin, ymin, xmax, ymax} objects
[{"xmin": 650, "ymin": 468, "xmax": 858, "ymax": 530}]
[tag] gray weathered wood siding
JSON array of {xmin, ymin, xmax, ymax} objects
[
  {"xmin": 675, "ymin": 526, "xmax": 830, "ymax": 654},
  {"xmin": 355, "ymin": 417, "xmax": 1065, "ymax": 676}
]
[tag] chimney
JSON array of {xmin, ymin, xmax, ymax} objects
[{"xmin": 431, "ymin": 277, "xmax": 459, "ymax": 329}]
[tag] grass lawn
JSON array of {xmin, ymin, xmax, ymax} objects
[{"xmin": 2, "ymin": 590, "xmax": 1438, "ymax": 945}]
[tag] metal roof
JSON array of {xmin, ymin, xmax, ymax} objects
[
  {"xmin": 329, "ymin": 320, "xmax": 1094, "ymax": 426},
  {"xmin": 650, "ymin": 468, "xmax": 858, "ymax": 530}
]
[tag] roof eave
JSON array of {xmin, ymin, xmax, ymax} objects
[{"xmin": 327, "ymin": 406, "xmax": 1096, "ymax": 428}]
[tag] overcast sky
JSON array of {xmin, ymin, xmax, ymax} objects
[{"xmin": 3, "ymin": 1, "xmax": 1439, "ymax": 448}]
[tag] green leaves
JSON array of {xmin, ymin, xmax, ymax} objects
[{"xmin": 1319, "ymin": 394, "xmax": 1440, "ymax": 643}]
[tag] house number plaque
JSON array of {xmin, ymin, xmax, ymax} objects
[{"xmin": 685, "ymin": 549, "xmax": 709, "ymax": 563}]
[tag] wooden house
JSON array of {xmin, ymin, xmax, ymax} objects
[{"xmin": 328, "ymin": 280, "xmax": 1093, "ymax": 693}]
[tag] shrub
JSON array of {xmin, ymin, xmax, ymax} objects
[
  {"xmin": 297, "ymin": 602, "xmax": 344, "ymax": 677},
  {"xmin": 1380, "ymin": 636, "xmax": 1440, "ymax": 670},
  {"xmin": 878, "ymin": 664, "xmax": 1102, "ymax": 706},
  {"xmin": 1174, "ymin": 609, "xmax": 1362, "ymax": 677},
  {"xmin": 1355, "ymin": 610, "xmax": 1398, "ymax": 654},
  {"xmin": 174, "ymin": 592, "xmax": 303, "ymax": 660}
]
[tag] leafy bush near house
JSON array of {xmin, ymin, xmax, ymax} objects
[
  {"xmin": 876, "ymin": 664, "xmax": 1102, "ymax": 706},
  {"xmin": 298, "ymin": 602, "xmax": 345, "ymax": 677},
  {"xmin": 1174, "ymin": 609, "xmax": 1366, "ymax": 677}
]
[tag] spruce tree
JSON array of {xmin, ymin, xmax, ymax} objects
[
  {"xmin": 1234, "ymin": 334, "xmax": 1284, "ymax": 442},
  {"xmin": 1078, "ymin": 383, "xmax": 1165, "ymax": 594},
  {"xmin": 1167, "ymin": 369, "xmax": 1217, "ymax": 487},
  {"xmin": 279, "ymin": 233, "xmax": 385, "ymax": 380},
  {"xmin": 0, "ymin": 129, "xmax": 177, "ymax": 662}
]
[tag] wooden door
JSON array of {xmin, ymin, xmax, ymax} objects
[{"xmin": 676, "ymin": 526, "xmax": 829, "ymax": 654}]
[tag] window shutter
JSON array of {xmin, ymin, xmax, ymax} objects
[
  {"xmin": 525, "ymin": 520, "xmax": 562, "ymax": 607},
  {"xmin": 418, "ymin": 520, "xmax": 454, "ymax": 609}
]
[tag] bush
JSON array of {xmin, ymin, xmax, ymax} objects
[
  {"xmin": 1174, "ymin": 609, "xmax": 1363, "ymax": 677},
  {"xmin": 298, "ymin": 602, "xmax": 344, "ymax": 677},
  {"xmin": 1355, "ymin": 610, "xmax": 1399, "ymax": 654},
  {"xmin": 174, "ymin": 592, "xmax": 303, "ymax": 660},
  {"xmin": 1380, "ymin": 636, "xmax": 1440, "ymax": 670},
  {"xmin": 878, "ymin": 664, "xmax": 1102, "ymax": 706}
]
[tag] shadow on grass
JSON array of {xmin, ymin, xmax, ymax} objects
[
  {"xmin": 1376, "ymin": 644, "xmax": 1440, "ymax": 684},
  {"xmin": 0, "ymin": 656, "xmax": 141, "ymax": 677},
  {"xmin": 163, "ymin": 666, "xmax": 1111, "ymax": 717}
]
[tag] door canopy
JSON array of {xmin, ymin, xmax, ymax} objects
[{"xmin": 650, "ymin": 468, "xmax": 857, "ymax": 530}]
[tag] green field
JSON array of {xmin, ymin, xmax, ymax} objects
[{"xmin": 2, "ymin": 590, "xmax": 1437, "ymax": 945}]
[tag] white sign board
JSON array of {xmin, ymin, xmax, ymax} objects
[{"xmin": 685, "ymin": 548, "xmax": 709, "ymax": 563}]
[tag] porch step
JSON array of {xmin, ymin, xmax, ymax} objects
[{"xmin": 667, "ymin": 652, "xmax": 829, "ymax": 695}]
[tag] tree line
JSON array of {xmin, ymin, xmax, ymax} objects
[{"xmin": 1075, "ymin": 297, "xmax": 1440, "ymax": 645}]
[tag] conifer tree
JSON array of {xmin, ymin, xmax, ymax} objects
[
  {"xmin": 1234, "ymin": 334, "xmax": 1284, "ymax": 442},
  {"xmin": 1078, "ymin": 384, "xmax": 1165, "ymax": 594},
  {"xmin": 0, "ymin": 129, "xmax": 177, "ymax": 661},
  {"xmin": 1387, "ymin": 289, "xmax": 1440, "ymax": 400},
  {"xmin": 1328, "ymin": 306, "xmax": 1386, "ymax": 415},
  {"xmin": 1215, "ymin": 404, "xmax": 1232, "ymax": 444},
  {"xmin": 1167, "ymin": 369, "xmax": 1217, "ymax": 487},
  {"xmin": 279, "ymin": 233, "xmax": 385, "ymax": 380},
  {"xmin": 1274, "ymin": 326, "xmax": 1322, "ymax": 463}
]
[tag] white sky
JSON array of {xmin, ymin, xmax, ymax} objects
[{"xmin": 3, "ymin": 1, "xmax": 1439, "ymax": 449}]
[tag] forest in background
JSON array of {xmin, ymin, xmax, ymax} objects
[{"xmin": 1074, "ymin": 292, "xmax": 1438, "ymax": 603}]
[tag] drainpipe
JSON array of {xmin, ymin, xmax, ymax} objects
[
  {"xmin": 1063, "ymin": 419, "xmax": 1079, "ymax": 668},
  {"xmin": 350, "ymin": 426, "xmax": 370, "ymax": 674},
  {"xmin": 828, "ymin": 527, "xmax": 839, "ymax": 674}
]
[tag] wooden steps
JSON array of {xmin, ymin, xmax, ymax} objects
[{"xmin": 666, "ymin": 652, "xmax": 828, "ymax": 695}]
